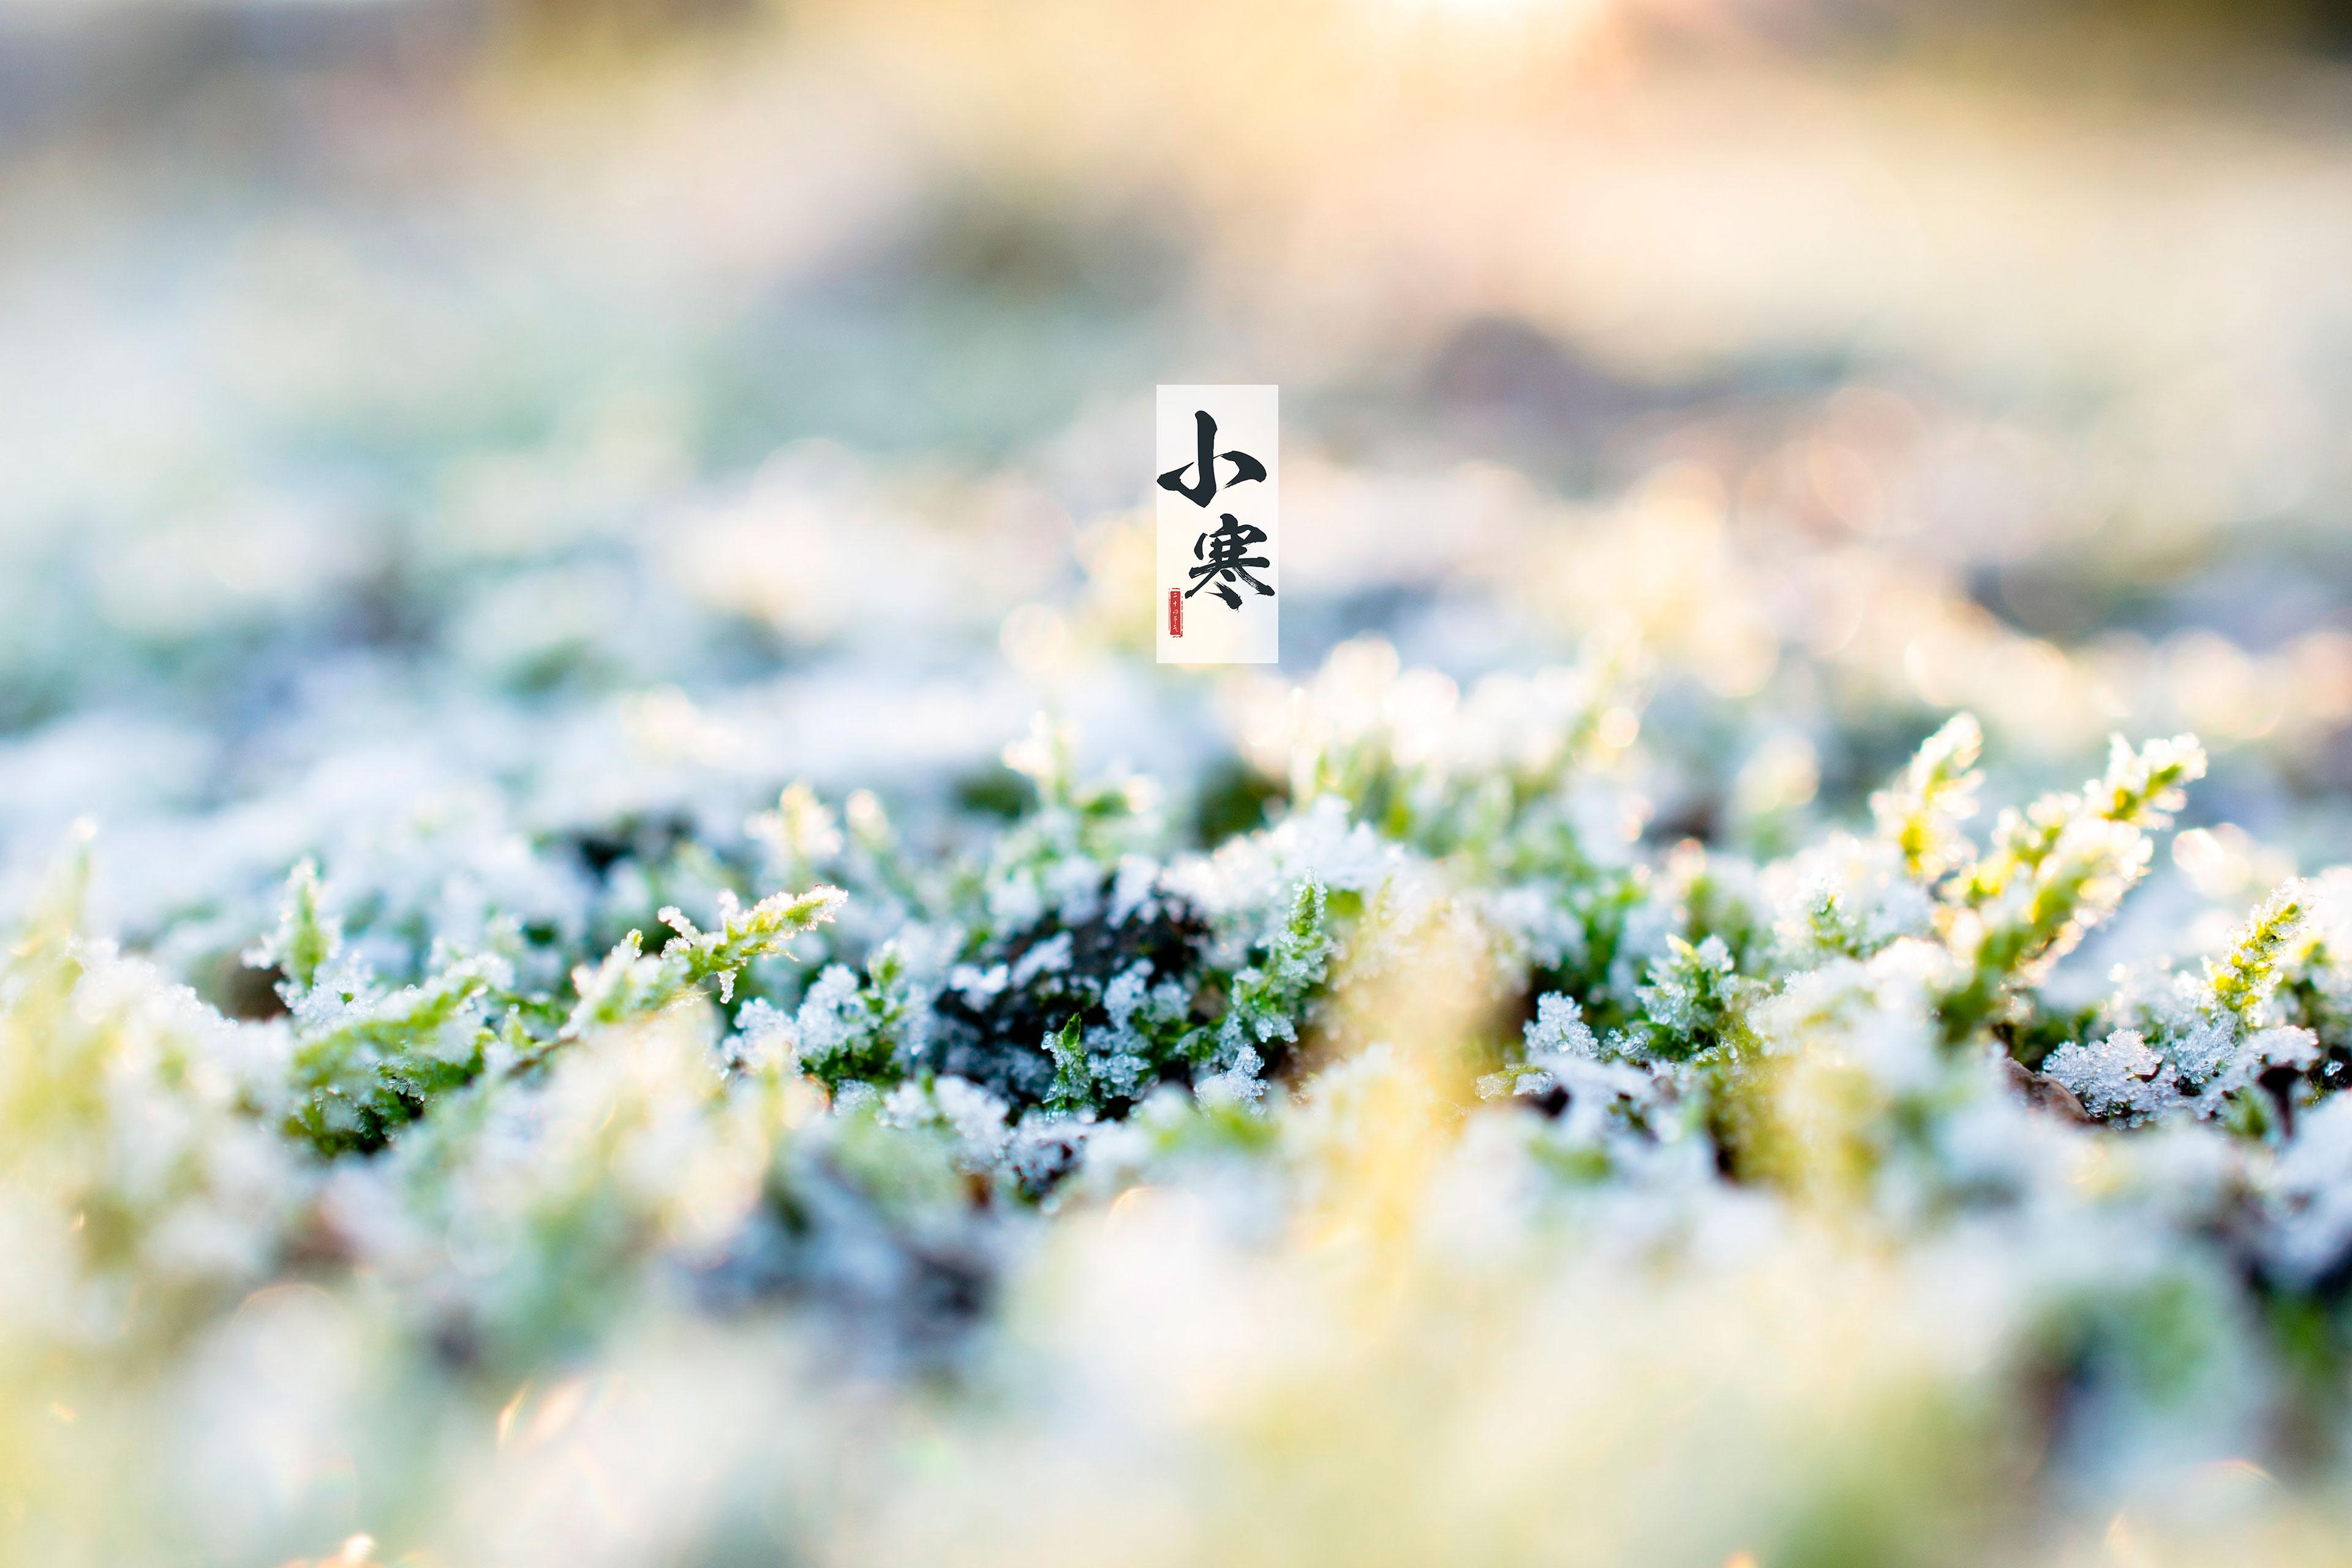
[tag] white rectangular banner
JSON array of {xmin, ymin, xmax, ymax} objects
[{"xmin": 1156, "ymin": 383, "xmax": 1278, "ymax": 665}]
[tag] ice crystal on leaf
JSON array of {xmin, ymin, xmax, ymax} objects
[
  {"xmin": 564, "ymin": 884, "xmax": 844, "ymax": 1038},
  {"xmin": 2042, "ymin": 1029, "xmax": 2181, "ymax": 1125}
]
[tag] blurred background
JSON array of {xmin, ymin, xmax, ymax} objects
[{"xmin": 6, "ymin": 0, "xmax": 2352, "ymax": 963}]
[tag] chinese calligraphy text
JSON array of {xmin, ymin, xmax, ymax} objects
[{"xmin": 1156, "ymin": 385, "xmax": 1277, "ymax": 664}]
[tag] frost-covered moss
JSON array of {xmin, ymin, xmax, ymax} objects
[{"xmin": 11, "ymin": 625, "xmax": 2352, "ymax": 1567}]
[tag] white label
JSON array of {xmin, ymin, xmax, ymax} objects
[{"xmin": 1156, "ymin": 384, "xmax": 1278, "ymax": 665}]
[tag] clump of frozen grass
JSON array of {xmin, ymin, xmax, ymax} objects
[
  {"xmin": 1934, "ymin": 732, "xmax": 2206, "ymax": 1043},
  {"xmin": 1870, "ymin": 710, "xmax": 1984, "ymax": 883},
  {"xmin": 2047, "ymin": 880, "xmax": 2321, "ymax": 1134},
  {"xmin": 566, "ymin": 884, "xmax": 847, "ymax": 1034},
  {"xmin": 1623, "ymin": 933, "xmax": 1755, "ymax": 1063}
]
